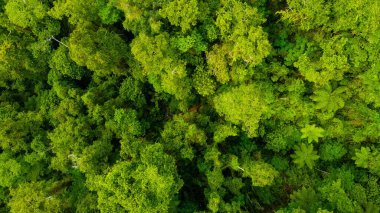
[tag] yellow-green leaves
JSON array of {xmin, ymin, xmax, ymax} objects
[
  {"xmin": 291, "ymin": 143, "xmax": 319, "ymax": 169},
  {"xmin": 357, "ymin": 65, "xmax": 380, "ymax": 107},
  {"xmin": 8, "ymin": 181, "xmax": 63, "ymax": 213},
  {"xmin": 213, "ymin": 123, "xmax": 238, "ymax": 143},
  {"xmin": 49, "ymin": 0, "xmax": 105, "ymax": 24},
  {"xmin": 49, "ymin": 45, "xmax": 86, "ymax": 80},
  {"xmin": 68, "ymin": 23, "xmax": 128, "ymax": 76},
  {"xmin": 160, "ymin": 115, "xmax": 206, "ymax": 160},
  {"xmin": 301, "ymin": 124, "xmax": 324, "ymax": 143},
  {"xmin": 159, "ymin": 0, "xmax": 199, "ymax": 32},
  {"xmin": 98, "ymin": 3, "xmax": 122, "ymax": 24},
  {"xmin": 207, "ymin": 0, "xmax": 271, "ymax": 84},
  {"xmin": 241, "ymin": 161, "xmax": 279, "ymax": 187},
  {"xmin": 206, "ymin": 43, "xmax": 230, "ymax": 83},
  {"xmin": 216, "ymin": 0, "xmax": 264, "ymax": 40},
  {"xmin": 319, "ymin": 179, "xmax": 355, "ymax": 212},
  {"xmin": 214, "ymin": 84, "xmax": 271, "ymax": 137},
  {"xmin": 5, "ymin": 0, "xmax": 47, "ymax": 29},
  {"xmin": 5, "ymin": 0, "xmax": 60, "ymax": 39},
  {"xmin": 353, "ymin": 147, "xmax": 371, "ymax": 169},
  {"xmin": 353, "ymin": 147, "xmax": 380, "ymax": 175},
  {"xmin": 226, "ymin": 155, "xmax": 278, "ymax": 187},
  {"xmin": 131, "ymin": 33, "xmax": 192, "ymax": 100},
  {"xmin": 89, "ymin": 144, "xmax": 183, "ymax": 213},
  {"xmin": 311, "ymin": 85, "xmax": 346, "ymax": 114},
  {"xmin": 105, "ymin": 108, "xmax": 143, "ymax": 138},
  {"xmin": 193, "ymin": 66, "xmax": 217, "ymax": 96},
  {"xmin": 131, "ymin": 33, "xmax": 171, "ymax": 75},
  {"xmin": 279, "ymin": 0, "xmax": 331, "ymax": 31},
  {"xmin": 0, "ymin": 152, "xmax": 22, "ymax": 187}
]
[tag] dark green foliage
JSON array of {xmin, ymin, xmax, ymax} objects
[
  {"xmin": 319, "ymin": 142, "xmax": 347, "ymax": 161},
  {"xmin": 1, "ymin": 0, "xmax": 380, "ymax": 212},
  {"xmin": 290, "ymin": 187, "xmax": 320, "ymax": 212}
]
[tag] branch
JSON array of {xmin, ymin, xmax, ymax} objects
[{"xmin": 47, "ymin": 36, "xmax": 69, "ymax": 48}]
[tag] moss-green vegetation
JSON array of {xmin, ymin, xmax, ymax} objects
[{"xmin": 0, "ymin": 0, "xmax": 379, "ymax": 212}]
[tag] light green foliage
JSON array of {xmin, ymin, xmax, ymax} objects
[
  {"xmin": 279, "ymin": 0, "xmax": 330, "ymax": 31},
  {"xmin": 241, "ymin": 160, "xmax": 279, "ymax": 187},
  {"xmin": 223, "ymin": 177, "xmax": 244, "ymax": 195},
  {"xmin": 357, "ymin": 65, "xmax": 380, "ymax": 107},
  {"xmin": 49, "ymin": 0, "xmax": 105, "ymax": 24},
  {"xmin": 353, "ymin": 147, "xmax": 371, "ymax": 168},
  {"xmin": 207, "ymin": 191, "xmax": 221, "ymax": 213},
  {"xmin": 0, "ymin": 152, "xmax": 22, "ymax": 188},
  {"xmin": 353, "ymin": 147, "xmax": 380, "ymax": 176},
  {"xmin": 331, "ymin": 0, "xmax": 380, "ymax": 41},
  {"xmin": 89, "ymin": 144, "xmax": 183, "ymax": 212},
  {"xmin": 49, "ymin": 117, "xmax": 93, "ymax": 172},
  {"xmin": 1, "ymin": 0, "xmax": 380, "ymax": 211},
  {"xmin": 347, "ymin": 103, "xmax": 380, "ymax": 143},
  {"xmin": 77, "ymin": 137, "xmax": 113, "ymax": 174},
  {"xmin": 317, "ymin": 209, "xmax": 333, "ymax": 213},
  {"xmin": 5, "ymin": 0, "xmax": 60, "ymax": 38},
  {"xmin": 213, "ymin": 123, "xmax": 238, "ymax": 143},
  {"xmin": 0, "ymin": 35, "xmax": 46, "ymax": 89},
  {"xmin": 171, "ymin": 31, "xmax": 207, "ymax": 53},
  {"xmin": 98, "ymin": 3, "xmax": 122, "ymax": 24},
  {"xmin": 311, "ymin": 85, "xmax": 346, "ymax": 113},
  {"xmin": 0, "ymin": 110, "xmax": 43, "ymax": 152},
  {"xmin": 8, "ymin": 181, "xmax": 63, "ymax": 213},
  {"xmin": 301, "ymin": 124, "xmax": 324, "ymax": 143},
  {"xmin": 319, "ymin": 179, "xmax": 356, "ymax": 212},
  {"xmin": 215, "ymin": 0, "xmax": 270, "ymax": 65},
  {"xmin": 206, "ymin": 168, "xmax": 225, "ymax": 191},
  {"xmin": 160, "ymin": 115, "xmax": 206, "ymax": 160},
  {"xmin": 159, "ymin": 0, "xmax": 199, "ymax": 32},
  {"xmin": 5, "ymin": 0, "xmax": 47, "ymax": 29},
  {"xmin": 49, "ymin": 45, "xmax": 86, "ymax": 80},
  {"xmin": 265, "ymin": 125, "xmax": 300, "ymax": 152},
  {"xmin": 294, "ymin": 37, "xmax": 350, "ymax": 86},
  {"xmin": 131, "ymin": 33, "xmax": 192, "ymax": 99},
  {"xmin": 69, "ymin": 23, "xmax": 128, "ymax": 76},
  {"xmin": 207, "ymin": 0, "xmax": 271, "ymax": 84},
  {"xmin": 192, "ymin": 66, "xmax": 216, "ymax": 96},
  {"xmin": 214, "ymin": 84, "xmax": 272, "ymax": 137},
  {"xmin": 291, "ymin": 143, "xmax": 319, "ymax": 169},
  {"xmin": 118, "ymin": 78, "xmax": 146, "ymax": 107},
  {"xmin": 206, "ymin": 43, "xmax": 230, "ymax": 83},
  {"xmin": 114, "ymin": 0, "xmax": 165, "ymax": 34},
  {"xmin": 106, "ymin": 108, "xmax": 143, "ymax": 138}
]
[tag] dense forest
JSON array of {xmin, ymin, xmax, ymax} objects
[{"xmin": 0, "ymin": 0, "xmax": 379, "ymax": 212}]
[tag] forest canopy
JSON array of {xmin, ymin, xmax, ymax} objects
[{"xmin": 0, "ymin": 0, "xmax": 380, "ymax": 212}]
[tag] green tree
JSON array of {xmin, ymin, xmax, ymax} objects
[
  {"xmin": 301, "ymin": 124, "xmax": 324, "ymax": 143},
  {"xmin": 8, "ymin": 181, "xmax": 63, "ymax": 213},
  {"xmin": 88, "ymin": 144, "xmax": 183, "ymax": 212},
  {"xmin": 241, "ymin": 160, "xmax": 279, "ymax": 187},
  {"xmin": 68, "ymin": 23, "xmax": 129, "ymax": 76},
  {"xmin": 291, "ymin": 143, "xmax": 319, "ymax": 169},
  {"xmin": 159, "ymin": 0, "xmax": 199, "ymax": 33},
  {"xmin": 213, "ymin": 83, "xmax": 273, "ymax": 137},
  {"xmin": 290, "ymin": 187, "xmax": 320, "ymax": 212},
  {"xmin": 319, "ymin": 142, "xmax": 347, "ymax": 162},
  {"xmin": 319, "ymin": 179, "xmax": 357, "ymax": 212},
  {"xmin": 353, "ymin": 147, "xmax": 380, "ymax": 176}
]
